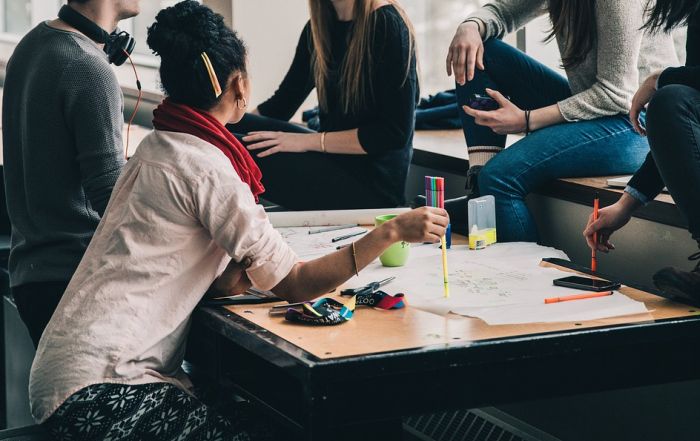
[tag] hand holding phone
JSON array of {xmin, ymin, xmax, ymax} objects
[{"xmin": 466, "ymin": 93, "xmax": 500, "ymax": 111}]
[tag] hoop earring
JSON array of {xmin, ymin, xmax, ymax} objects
[{"xmin": 237, "ymin": 98, "xmax": 248, "ymax": 110}]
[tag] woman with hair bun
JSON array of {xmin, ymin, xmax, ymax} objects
[{"xmin": 27, "ymin": 1, "xmax": 447, "ymax": 439}]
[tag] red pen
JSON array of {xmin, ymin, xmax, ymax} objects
[{"xmin": 592, "ymin": 193, "xmax": 599, "ymax": 273}]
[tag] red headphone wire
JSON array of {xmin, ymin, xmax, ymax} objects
[{"xmin": 123, "ymin": 49, "xmax": 142, "ymax": 161}]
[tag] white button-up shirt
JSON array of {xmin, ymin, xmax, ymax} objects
[{"xmin": 29, "ymin": 130, "xmax": 298, "ymax": 423}]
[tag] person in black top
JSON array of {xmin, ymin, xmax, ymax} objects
[
  {"xmin": 584, "ymin": 0, "xmax": 700, "ymax": 301},
  {"xmin": 228, "ymin": 0, "xmax": 418, "ymax": 210}
]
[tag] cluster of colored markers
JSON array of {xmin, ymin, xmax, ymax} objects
[{"xmin": 425, "ymin": 176, "xmax": 450, "ymax": 299}]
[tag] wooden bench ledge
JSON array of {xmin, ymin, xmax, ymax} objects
[
  {"xmin": 413, "ymin": 130, "xmax": 685, "ymax": 229},
  {"xmin": 542, "ymin": 177, "xmax": 685, "ymax": 229}
]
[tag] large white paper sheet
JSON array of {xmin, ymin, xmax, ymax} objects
[
  {"xmin": 343, "ymin": 243, "xmax": 648, "ymax": 324},
  {"xmin": 274, "ymin": 223, "xmax": 649, "ymax": 325}
]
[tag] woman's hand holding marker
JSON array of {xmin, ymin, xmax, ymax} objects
[
  {"xmin": 270, "ymin": 207, "xmax": 449, "ymax": 304},
  {"xmin": 583, "ymin": 193, "xmax": 642, "ymax": 253},
  {"xmin": 390, "ymin": 206, "xmax": 450, "ymax": 244}
]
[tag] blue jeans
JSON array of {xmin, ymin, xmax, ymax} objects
[{"xmin": 456, "ymin": 39, "xmax": 650, "ymax": 242}]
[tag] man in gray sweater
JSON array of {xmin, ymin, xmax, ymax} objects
[{"xmin": 2, "ymin": 0, "xmax": 140, "ymax": 346}]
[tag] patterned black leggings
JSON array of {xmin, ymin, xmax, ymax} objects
[{"xmin": 45, "ymin": 383, "xmax": 250, "ymax": 441}]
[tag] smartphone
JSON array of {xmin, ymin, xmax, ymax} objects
[
  {"xmin": 553, "ymin": 276, "xmax": 621, "ymax": 292},
  {"xmin": 467, "ymin": 93, "xmax": 500, "ymax": 111}
]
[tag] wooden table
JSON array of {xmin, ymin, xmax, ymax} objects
[{"xmin": 186, "ymin": 235, "xmax": 700, "ymax": 441}]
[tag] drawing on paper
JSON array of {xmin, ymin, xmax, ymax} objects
[{"xmin": 276, "ymin": 226, "xmax": 367, "ymax": 259}]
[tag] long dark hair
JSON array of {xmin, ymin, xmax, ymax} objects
[
  {"xmin": 645, "ymin": 0, "xmax": 700, "ymax": 32},
  {"xmin": 546, "ymin": 0, "xmax": 597, "ymax": 69},
  {"xmin": 308, "ymin": 0, "xmax": 415, "ymax": 115}
]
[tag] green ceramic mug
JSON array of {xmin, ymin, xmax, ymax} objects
[{"xmin": 375, "ymin": 214, "xmax": 410, "ymax": 267}]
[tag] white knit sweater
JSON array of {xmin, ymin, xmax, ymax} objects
[{"xmin": 469, "ymin": 0, "xmax": 679, "ymax": 121}]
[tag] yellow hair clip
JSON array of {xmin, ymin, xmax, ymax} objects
[{"xmin": 200, "ymin": 51, "xmax": 222, "ymax": 98}]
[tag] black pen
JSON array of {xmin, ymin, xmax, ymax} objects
[
  {"xmin": 309, "ymin": 224, "xmax": 358, "ymax": 235},
  {"xmin": 340, "ymin": 276, "xmax": 396, "ymax": 296},
  {"xmin": 331, "ymin": 230, "xmax": 367, "ymax": 243}
]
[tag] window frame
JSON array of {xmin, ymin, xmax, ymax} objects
[{"xmin": 0, "ymin": 0, "xmax": 230, "ymax": 93}]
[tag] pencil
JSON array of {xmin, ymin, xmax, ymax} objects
[
  {"xmin": 441, "ymin": 235, "xmax": 450, "ymax": 298},
  {"xmin": 592, "ymin": 193, "xmax": 599, "ymax": 273},
  {"xmin": 331, "ymin": 230, "xmax": 367, "ymax": 243},
  {"xmin": 544, "ymin": 290, "xmax": 613, "ymax": 304},
  {"xmin": 435, "ymin": 177, "xmax": 450, "ymax": 298},
  {"xmin": 309, "ymin": 224, "xmax": 358, "ymax": 235}
]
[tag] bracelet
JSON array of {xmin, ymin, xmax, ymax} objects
[
  {"xmin": 462, "ymin": 18, "xmax": 483, "ymax": 35},
  {"xmin": 320, "ymin": 132, "xmax": 327, "ymax": 153},
  {"xmin": 351, "ymin": 242, "xmax": 359, "ymax": 277},
  {"xmin": 524, "ymin": 110, "xmax": 531, "ymax": 136}
]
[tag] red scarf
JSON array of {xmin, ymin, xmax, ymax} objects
[{"xmin": 152, "ymin": 99, "xmax": 265, "ymax": 201}]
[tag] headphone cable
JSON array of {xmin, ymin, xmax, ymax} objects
[{"xmin": 123, "ymin": 49, "xmax": 143, "ymax": 161}]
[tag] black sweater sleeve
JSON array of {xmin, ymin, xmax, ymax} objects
[
  {"xmin": 658, "ymin": 11, "xmax": 700, "ymax": 90},
  {"xmin": 257, "ymin": 23, "xmax": 315, "ymax": 121},
  {"xmin": 686, "ymin": 10, "xmax": 700, "ymax": 67},
  {"xmin": 357, "ymin": 12, "xmax": 418, "ymax": 155},
  {"xmin": 628, "ymin": 11, "xmax": 700, "ymax": 200},
  {"xmin": 658, "ymin": 66, "xmax": 700, "ymax": 90},
  {"xmin": 626, "ymin": 153, "xmax": 666, "ymax": 202}
]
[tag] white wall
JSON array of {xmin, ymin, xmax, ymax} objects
[
  {"xmin": 402, "ymin": 0, "xmax": 482, "ymax": 95},
  {"xmin": 524, "ymin": 15, "xmax": 562, "ymax": 73},
  {"xmin": 232, "ymin": 0, "xmax": 315, "ymax": 111}
]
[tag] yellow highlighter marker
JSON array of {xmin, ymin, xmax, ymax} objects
[{"xmin": 441, "ymin": 235, "xmax": 449, "ymax": 298}]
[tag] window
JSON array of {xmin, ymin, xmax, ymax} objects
[
  {"xmin": 0, "ymin": 0, "xmax": 62, "ymax": 38},
  {"xmin": 115, "ymin": 0, "xmax": 204, "ymax": 94},
  {"xmin": 3, "ymin": 0, "xmax": 32, "ymax": 35},
  {"xmin": 121, "ymin": 0, "xmax": 195, "ymax": 60},
  {"xmin": 402, "ymin": 0, "xmax": 484, "ymax": 95}
]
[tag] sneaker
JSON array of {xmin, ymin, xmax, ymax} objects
[{"xmin": 653, "ymin": 251, "xmax": 700, "ymax": 303}]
